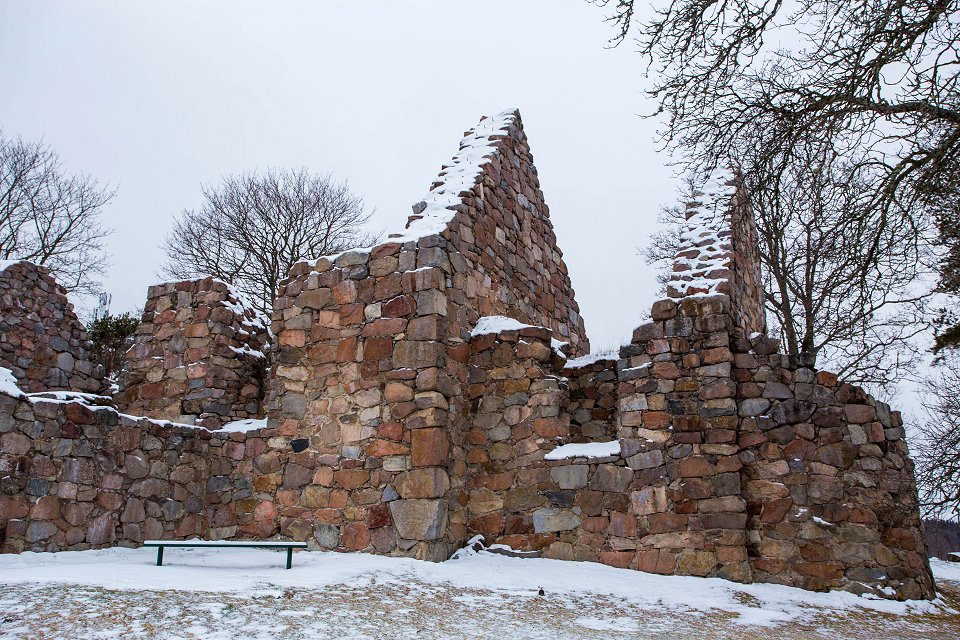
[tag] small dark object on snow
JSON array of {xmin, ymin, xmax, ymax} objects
[
  {"xmin": 538, "ymin": 587, "xmax": 545, "ymax": 596},
  {"xmin": 291, "ymin": 438, "xmax": 308, "ymax": 453}
]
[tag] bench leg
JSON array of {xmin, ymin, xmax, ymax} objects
[
  {"xmin": 156, "ymin": 546, "xmax": 164, "ymax": 567},
  {"xmin": 286, "ymin": 547, "xmax": 293, "ymax": 570}
]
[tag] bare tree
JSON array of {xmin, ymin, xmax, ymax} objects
[
  {"xmin": 596, "ymin": 0, "xmax": 960, "ymax": 347},
  {"xmin": 0, "ymin": 132, "xmax": 113, "ymax": 293},
  {"xmin": 914, "ymin": 357, "xmax": 960, "ymax": 519},
  {"xmin": 644, "ymin": 143, "xmax": 930, "ymax": 392},
  {"xmin": 161, "ymin": 168, "xmax": 374, "ymax": 315}
]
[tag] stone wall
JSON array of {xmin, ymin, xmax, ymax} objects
[
  {"xmin": 563, "ymin": 356, "xmax": 618, "ymax": 443},
  {"xmin": 428, "ymin": 112, "xmax": 588, "ymax": 354},
  {"xmin": 261, "ymin": 109, "xmax": 588, "ymax": 560},
  {"xmin": 734, "ymin": 359, "xmax": 931, "ymax": 597},
  {"xmin": 0, "ymin": 391, "xmax": 284, "ymax": 552},
  {"xmin": 116, "ymin": 278, "xmax": 270, "ymax": 429},
  {"xmin": 667, "ymin": 170, "xmax": 766, "ymax": 338},
  {"xmin": 463, "ymin": 326, "xmax": 571, "ymax": 543},
  {"xmin": 0, "ymin": 109, "xmax": 937, "ymax": 602},
  {"xmin": 603, "ymin": 295, "xmax": 935, "ymax": 599},
  {"xmin": 615, "ymin": 295, "xmax": 753, "ymax": 582},
  {"xmin": 0, "ymin": 261, "xmax": 102, "ymax": 393}
]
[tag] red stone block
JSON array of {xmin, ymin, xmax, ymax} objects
[
  {"xmin": 363, "ymin": 336, "xmax": 394, "ymax": 360},
  {"xmin": 473, "ymin": 472, "xmax": 514, "ymax": 491},
  {"xmin": 364, "ymin": 439, "xmax": 409, "ymax": 457},
  {"xmin": 367, "ymin": 503, "xmax": 392, "ymax": 529},
  {"xmin": 412, "ymin": 428, "xmax": 449, "ymax": 466},
  {"xmin": 447, "ymin": 342, "xmax": 470, "ymax": 364},
  {"xmin": 334, "ymin": 303, "xmax": 361, "ymax": 325},
  {"xmin": 254, "ymin": 500, "xmax": 278, "ymax": 521},
  {"xmin": 651, "ymin": 362, "xmax": 681, "ymax": 379},
  {"xmin": 328, "ymin": 491, "xmax": 349, "ymax": 509},
  {"xmin": 794, "ymin": 561, "xmax": 844, "ymax": 579},
  {"xmin": 333, "ymin": 280, "xmax": 357, "ymax": 304},
  {"xmin": 636, "ymin": 549, "xmax": 676, "ymax": 574},
  {"xmin": 533, "ymin": 417, "xmax": 567, "ymax": 438},
  {"xmin": 678, "ymin": 457, "xmax": 712, "ymax": 477},
  {"xmin": 816, "ymin": 371, "xmax": 838, "ymax": 387},
  {"xmin": 608, "ymin": 511, "xmax": 637, "ymax": 537},
  {"xmin": 336, "ymin": 337, "xmax": 357, "ymax": 362},
  {"xmin": 642, "ymin": 411, "xmax": 671, "ymax": 429},
  {"xmin": 0, "ymin": 495, "xmax": 30, "ymax": 520},
  {"xmin": 377, "ymin": 421, "xmax": 404, "ymax": 441},
  {"xmin": 599, "ymin": 551, "xmax": 633, "ymax": 569},
  {"xmin": 342, "ymin": 522, "xmax": 371, "ymax": 550},
  {"xmin": 884, "ymin": 528, "xmax": 919, "ymax": 549},
  {"xmin": 648, "ymin": 512, "xmax": 687, "ymax": 534},
  {"xmin": 760, "ymin": 498, "xmax": 793, "ymax": 524},
  {"xmin": 469, "ymin": 512, "xmax": 505, "ymax": 536},
  {"xmin": 370, "ymin": 243, "xmax": 401, "ymax": 259},
  {"xmin": 361, "ymin": 318, "xmax": 407, "ymax": 337},
  {"xmin": 383, "ymin": 295, "xmax": 417, "ymax": 318},
  {"xmin": 334, "ymin": 469, "xmax": 370, "ymax": 490}
]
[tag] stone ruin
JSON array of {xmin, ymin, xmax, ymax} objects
[
  {"xmin": 115, "ymin": 277, "xmax": 270, "ymax": 429},
  {"xmin": 0, "ymin": 109, "xmax": 936, "ymax": 600},
  {"xmin": 0, "ymin": 260, "xmax": 103, "ymax": 394}
]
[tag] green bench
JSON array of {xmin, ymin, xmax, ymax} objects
[{"xmin": 143, "ymin": 540, "xmax": 308, "ymax": 570}]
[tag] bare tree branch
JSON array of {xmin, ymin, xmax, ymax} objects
[
  {"xmin": 643, "ymin": 143, "xmax": 931, "ymax": 393},
  {"xmin": 0, "ymin": 132, "xmax": 113, "ymax": 293},
  {"xmin": 161, "ymin": 168, "xmax": 375, "ymax": 315},
  {"xmin": 914, "ymin": 355, "xmax": 960, "ymax": 519}
]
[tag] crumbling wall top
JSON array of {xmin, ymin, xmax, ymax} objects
[
  {"xmin": 116, "ymin": 277, "xmax": 270, "ymax": 428},
  {"xmin": 0, "ymin": 260, "xmax": 103, "ymax": 393},
  {"xmin": 667, "ymin": 168, "xmax": 766, "ymax": 337}
]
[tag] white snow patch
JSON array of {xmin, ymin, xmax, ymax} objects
[
  {"xmin": 545, "ymin": 440, "xmax": 621, "ymax": 461},
  {"xmin": 301, "ymin": 109, "xmax": 517, "ymax": 268},
  {"xmin": 229, "ymin": 344, "xmax": 266, "ymax": 359},
  {"xmin": 472, "ymin": 315, "xmax": 568, "ymax": 358},
  {"xmin": 564, "ymin": 351, "xmax": 618, "ymax": 369},
  {"xmin": 0, "ymin": 547, "xmax": 947, "ymax": 627},
  {"xmin": 471, "ymin": 315, "xmax": 538, "ymax": 337},
  {"xmin": 668, "ymin": 167, "xmax": 738, "ymax": 297},
  {"xmin": 932, "ymin": 558, "xmax": 960, "ymax": 583},
  {"xmin": 0, "ymin": 258, "xmax": 33, "ymax": 272},
  {"xmin": 387, "ymin": 108, "xmax": 516, "ymax": 245},
  {"xmin": 28, "ymin": 390, "xmax": 112, "ymax": 402},
  {"xmin": 218, "ymin": 281, "xmax": 271, "ymax": 336},
  {"xmin": 216, "ymin": 418, "xmax": 268, "ymax": 433},
  {"xmin": 0, "ymin": 367, "xmax": 25, "ymax": 398}
]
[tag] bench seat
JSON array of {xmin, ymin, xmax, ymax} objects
[{"xmin": 143, "ymin": 540, "xmax": 308, "ymax": 569}]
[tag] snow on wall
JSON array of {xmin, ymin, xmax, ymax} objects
[
  {"xmin": 667, "ymin": 168, "xmax": 737, "ymax": 299},
  {"xmin": 401, "ymin": 109, "xmax": 517, "ymax": 243},
  {"xmin": 295, "ymin": 109, "xmax": 518, "ymax": 268},
  {"xmin": 666, "ymin": 167, "xmax": 766, "ymax": 336}
]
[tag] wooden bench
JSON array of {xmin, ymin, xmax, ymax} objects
[{"xmin": 143, "ymin": 540, "xmax": 308, "ymax": 570}]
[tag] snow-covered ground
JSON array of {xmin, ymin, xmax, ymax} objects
[{"xmin": 0, "ymin": 548, "xmax": 957, "ymax": 639}]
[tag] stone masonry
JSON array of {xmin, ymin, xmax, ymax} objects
[
  {"xmin": 115, "ymin": 277, "xmax": 270, "ymax": 429},
  {"xmin": 260, "ymin": 110, "xmax": 588, "ymax": 560},
  {"xmin": 0, "ymin": 110, "xmax": 936, "ymax": 600},
  {"xmin": 0, "ymin": 260, "xmax": 103, "ymax": 394}
]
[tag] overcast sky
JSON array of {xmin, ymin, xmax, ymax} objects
[{"xmin": 0, "ymin": 0, "xmax": 678, "ymax": 352}]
